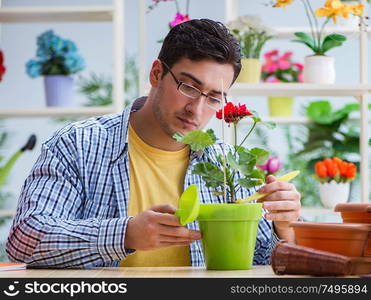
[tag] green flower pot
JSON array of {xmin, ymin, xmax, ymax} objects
[
  {"xmin": 198, "ymin": 203, "xmax": 262, "ymax": 270},
  {"xmin": 267, "ymin": 96, "xmax": 294, "ymax": 117}
]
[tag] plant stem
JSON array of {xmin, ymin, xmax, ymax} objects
[
  {"xmin": 318, "ymin": 17, "xmax": 331, "ymax": 54},
  {"xmin": 236, "ymin": 121, "xmax": 257, "ymax": 153},
  {"xmin": 301, "ymin": 0, "xmax": 318, "ymax": 51},
  {"xmin": 174, "ymin": 0, "xmax": 180, "ymax": 13},
  {"xmin": 305, "ymin": 0, "xmax": 321, "ymax": 52}
]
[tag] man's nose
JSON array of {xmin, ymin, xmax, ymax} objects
[{"xmin": 185, "ymin": 94, "xmax": 207, "ymax": 116}]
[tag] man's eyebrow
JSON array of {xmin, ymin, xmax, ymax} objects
[{"xmin": 179, "ymin": 71, "xmax": 227, "ymax": 97}]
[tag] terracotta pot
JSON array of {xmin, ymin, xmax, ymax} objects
[
  {"xmin": 334, "ymin": 203, "xmax": 371, "ymax": 256},
  {"xmin": 290, "ymin": 222, "xmax": 370, "ymax": 257}
]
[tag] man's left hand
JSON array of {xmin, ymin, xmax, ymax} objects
[{"xmin": 257, "ymin": 175, "xmax": 301, "ymax": 242}]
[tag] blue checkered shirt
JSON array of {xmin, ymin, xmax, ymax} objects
[{"xmin": 6, "ymin": 97, "xmax": 279, "ymax": 268}]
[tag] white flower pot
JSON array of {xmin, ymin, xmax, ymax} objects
[
  {"xmin": 319, "ymin": 181, "xmax": 350, "ymax": 209},
  {"xmin": 303, "ymin": 55, "xmax": 335, "ymax": 84}
]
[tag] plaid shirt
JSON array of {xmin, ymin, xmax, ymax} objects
[{"xmin": 6, "ymin": 97, "xmax": 279, "ymax": 268}]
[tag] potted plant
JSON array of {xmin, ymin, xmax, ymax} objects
[
  {"xmin": 0, "ymin": 50, "xmax": 6, "ymax": 82},
  {"xmin": 261, "ymin": 49, "xmax": 304, "ymax": 116},
  {"xmin": 314, "ymin": 157, "xmax": 357, "ymax": 208},
  {"xmin": 227, "ymin": 15, "xmax": 274, "ymax": 83},
  {"xmin": 273, "ymin": 0, "xmax": 364, "ymax": 84},
  {"xmin": 174, "ymin": 102, "xmax": 274, "ymax": 270},
  {"xmin": 26, "ymin": 30, "xmax": 86, "ymax": 107}
]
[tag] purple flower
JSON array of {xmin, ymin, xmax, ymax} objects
[{"xmin": 257, "ymin": 156, "xmax": 282, "ymax": 175}]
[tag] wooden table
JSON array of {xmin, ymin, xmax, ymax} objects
[{"xmin": 0, "ymin": 265, "xmax": 311, "ymax": 278}]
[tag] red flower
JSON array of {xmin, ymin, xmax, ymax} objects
[
  {"xmin": 216, "ymin": 102, "xmax": 253, "ymax": 124},
  {"xmin": 0, "ymin": 50, "xmax": 6, "ymax": 82}
]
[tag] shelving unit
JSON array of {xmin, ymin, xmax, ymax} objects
[
  {"xmin": 0, "ymin": 0, "xmax": 124, "ymax": 116},
  {"xmin": 225, "ymin": 0, "xmax": 370, "ymax": 204}
]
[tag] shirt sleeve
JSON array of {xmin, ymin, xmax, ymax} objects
[{"xmin": 6, "ymin": 130, "xmax": 132, "ymax": 268}]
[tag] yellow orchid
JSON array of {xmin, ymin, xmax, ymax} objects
[
  {"xmin": 273, "ymin": 0, "xmax": 293, "ymax": 8},
  {"xmin": 273, "ymin": 0, "xmax": 349, "ymax": 55},
  {"xmin": 351, "ymin": 4, "xmax": 365, "ymax": 17},
  {"xmin": 315, "ymin": 0, "xmax": 350, "ymax": 23}
]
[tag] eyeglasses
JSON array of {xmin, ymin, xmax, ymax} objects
[{"xmin": 161, "ymin": 61, "xmax": 225, "ymax": 111}]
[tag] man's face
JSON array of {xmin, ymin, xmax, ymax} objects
[{"xmin": 151, "ymin": 57, "xmax": 235, "ymax": 138}]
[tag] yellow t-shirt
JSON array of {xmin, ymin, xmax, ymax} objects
[{"xmin": 120, "ymin": 123, "xmax": 191, "ymax": 267}]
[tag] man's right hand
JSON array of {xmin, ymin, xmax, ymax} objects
[{"xmin": 124, "ymin": 204, "xmax": 202, "ymax": 251}]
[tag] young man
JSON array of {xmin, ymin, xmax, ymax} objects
[{"xmin": 6, "ymin": 19, "xmax": 301, "ymax": 268}]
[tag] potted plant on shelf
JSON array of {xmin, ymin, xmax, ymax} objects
[
  {"xmin": 174, "ymin": 102, "xmax": 274, "ymax": 270},
  {"xmin": 273, "ymin": 0, "xmax": 365, "ymax": 84},
  {"xmin": 227, "ymin": 15, "xmax": 274, "ymax": 83},
  {"xmin": 314, "ymin": 157, "xmax": 357, "ymax": 208},
  {"xmin": 261, "ymin": 49, "xmax": 304, "ymax": 116},
  {"xmin": 26, "ymin": 30, "xmax": 86, "ymax": 107},
  {"xmin": 0, "ymin": 50, "xmax": 6, "ymax": 82}
]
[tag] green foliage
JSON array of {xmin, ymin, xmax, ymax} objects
[
  {"xmin": 173, "ymin": 129, "xmax": 216, "ymax": 151},
  {"xmin": 173, "ymin": 123, "xmax": 270, "ymax": 202},
  {"xmin": 293, "ymin": 32, "xmax": 346, "ymax": 55}
]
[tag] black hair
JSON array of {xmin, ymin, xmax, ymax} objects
[{"xmin": 158, "ymin": 19, "xmax": 241, "ymax": 83}]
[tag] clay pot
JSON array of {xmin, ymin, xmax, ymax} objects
[
  {"xmin": 334, "ymin": 203, "xmax": 371, "ymax": 256},
  {"xmin": 290, "ymin": 222, "xmax": 370, "ymax": 257}
]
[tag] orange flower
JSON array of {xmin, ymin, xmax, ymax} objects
[
  {"xmin": 315, "ymin": 161, "xmax": 328, "ymax": 178},
  {"xmin": 339, "ymin": 161, "xmax": 349, "ymax": 177},
  {"xmin": 273, "ymin": 0, "xmax": 293, "ymax": 8},
  {"xmin": 332, "ymin": 157, "xmax": 343, "ymax": 168},
  {"xmin": 352, "ymin": 4, "xmax": 365, "ymax": 17},
  {"xmin": 315, "ymin": 0, "xmax": 350, "ymax": 23},
  {"xmin": 345, "ymin": 163, "xmax": 357, "ymax": 179}
]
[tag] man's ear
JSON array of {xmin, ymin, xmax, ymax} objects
[{"xmin": 149, "ymin": 59, "xmax": 163, "ymax": 87}]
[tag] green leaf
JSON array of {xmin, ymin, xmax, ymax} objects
[
  {"xmin": 238, "ymin": 151, "xmax": 257, "ymax": 174},
  {"xmin": 292, "ymin": 32, "xmax": 316, "ymax": 52},
  {"xmin": 249, "ymin": 147, "xmax": 270, "ymax": 165},
  {"xmin": 306, "ymin": 101, "xmax": 332, "ymax": 123},
  {"xmin": 320, "ymin": 34, "xmax": 347, "ymax": 54},
  {"xmin": 248, "ymin": 168, "xmax": 265, "ymax": 180},
  {"xmin": 172, "ymin": 130, "xmax": 216, "ymax": 151},
  {"xmin": 238, "ymin": 178, "xmax": 264, "ymax": 188},
  {"xmin": 192, "ymin": 162, "xmax": 224, "ymax": 188},
  {"xmin": 227, "ymin": 152, "xmax": 240, "ymax": 171}
]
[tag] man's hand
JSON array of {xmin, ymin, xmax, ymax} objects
[
  {"xmin": 124, "ymin": 204, "xmax": 201, "ymax": 251},
  {"xmin": 257, "ymin": 175, "xmax": 301, "ymax": 242}
]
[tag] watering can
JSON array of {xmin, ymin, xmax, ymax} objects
[{"xmin": 0, "ymin": 134, "xmax": 36, "ymax": 188}]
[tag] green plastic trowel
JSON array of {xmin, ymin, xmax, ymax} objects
[{"xmin": 175, "ymin": 184, "xmax": 200, "ymax": 225}]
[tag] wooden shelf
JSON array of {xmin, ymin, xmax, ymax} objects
[
  {"xmin": 0, "ymin": 6, "xmax": 113, "ymax": 23},
  {"xmin": 0, "ymin": 106, "xmax": 119, "ymax": 118},
  {"xmin": 229, "ymin": 83, "xmax": 371, "ymax": 97}
]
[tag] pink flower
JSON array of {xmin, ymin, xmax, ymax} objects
[
  {"xmin": 281, "ymin": 51, "xmax": 293, "ymax": 60},
  {"xmin": 169, "ymin": 12, "xmax": 191, "ymax": 27},
  {"xmin": 262, "ymin": 62, "xmax": 279, "ymax": 73},
  {"xmin": 264, "ymin": 49, "xmax": 279, "ymax": 59},
  {"xmin": 294, "ymin": 63, "xmax": 304, "ymax": 70},
  {"xmin": 265, "ymin": 76, "xmax": 280, "ymax": 83},
  {"xmin": 278, "ymin": 59, "xmax": 291, "ymax": 70},
  {"xmin": 257, "ymin": 156, "xmax": 282, "ymax": 174},
  {"xmin": 298, "ymin": 73, "xmax": 304, "ymax": 82}
]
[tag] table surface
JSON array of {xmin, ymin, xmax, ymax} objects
[{"xmin": 0, "ymin": 265, "xmax": 316, "ymax": 278}]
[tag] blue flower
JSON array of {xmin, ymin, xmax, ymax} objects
[
  {"xmin": 64, "ymin": 54, "xmax": 85, "ymax": 74},
  {"xmin": 27, "ymin": 29, "xmax": 86, "ymax": 77},
  {"xmin": 25, "ymin": 60, "xmax": 42, "ymax": 78}
]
